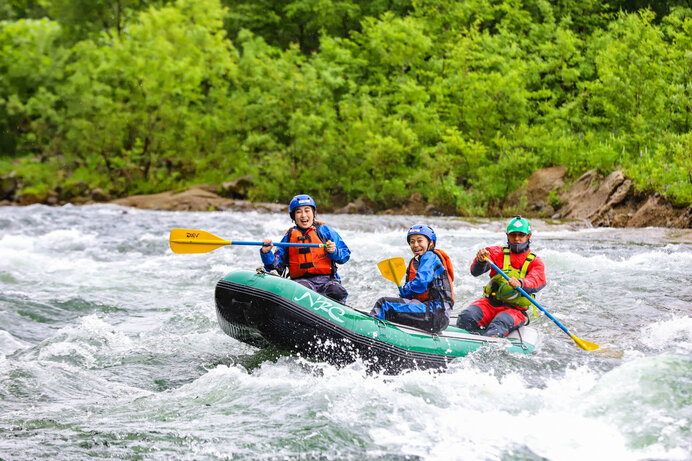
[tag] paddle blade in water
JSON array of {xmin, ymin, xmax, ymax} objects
[
  {"xmin": 377, "ymin": 257, "xmax": 406, "ymax": 287},
  {"xmin": 571, "ymin": 334, "xmax": 600, "ymax": 351},
  {"xmin": 169, "ymin": 228, "xmax": 230, "ymax": 254},
  {"xmin": 572, "ymin": 335, "xmax": 623, "ymax": 358}
]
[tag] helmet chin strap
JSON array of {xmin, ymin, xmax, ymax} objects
[{"xmin": 508, "ymin": 239, "xmax": 530, "ymax": 254}]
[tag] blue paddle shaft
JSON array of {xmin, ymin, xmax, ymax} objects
[
  {"xmin": 234, "ymin": 241, "xmax": 324, "ymax": 248},
  {"xmin": 485, "ymin": 259, "xmax": 572, "ymax": 336}
]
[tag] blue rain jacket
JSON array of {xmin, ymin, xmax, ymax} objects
[{"xmin": 260, "ymin": 223, "xmax": 350, "ymax": 280}]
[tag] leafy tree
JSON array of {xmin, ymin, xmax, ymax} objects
[
  {"xmin": 0, "ymin": 0, "xmax": 47, "ymax": 21},
  {"xmin": 661, "ymin": 7, "xmax": 692, "ymax": 134},
  {"xmin": 222, "ymin": 0, "xmax": 413, "ymax": 54},
  {"xmin": 0, "ymin": 18, "xmax": 64, "ymax": 158},
  {"xmin": 1, "ymin": 0, "xmax": 691, "ymax": 209},
  {"xmin": 40, "ymin": 0, "xmax": 168, "ymax": 41},
  {"xmin": 30, "ymin": 0, "xmax": 240, "ymax": 194},
  {"xmin": 583, "ymin": 12, "xmax": 673, "ymax": 152},
  {"xmin": 609, "ymin": 0, "xmax": 692, "ymax": 21}
]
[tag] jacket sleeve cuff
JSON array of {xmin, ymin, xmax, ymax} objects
[{"xmin": 260, "ymin": 251, "xmax": 274, "ymax": 265}]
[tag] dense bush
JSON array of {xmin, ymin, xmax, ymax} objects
[{"xmin": 1, "ymin": 0, "xmax": 690, "ymax": 210}]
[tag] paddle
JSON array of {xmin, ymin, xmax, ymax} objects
[
  {"xmin": 485, "ymin": 258, "xmax": 601, "ymax": 352},
  {"xmin": 169, "ymin": 228, "xmax": 326, "ymax": 254},
  {"xmin": 377, "ymin": 257, "xmax": 407, "ymax": 295}
]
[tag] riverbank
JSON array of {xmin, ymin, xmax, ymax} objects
[
  {"xmin": 111, "ymin": 167, "xmax": 692, "ymax": 229},
  {"xmin": 2, "ymin": 167, "xmax": 690, "ymax": 229}
]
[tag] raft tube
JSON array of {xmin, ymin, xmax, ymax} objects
[{"xmin": 215, "ymin": 271, "xmax": 537, "ymax": 373}]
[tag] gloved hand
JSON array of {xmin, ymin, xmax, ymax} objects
[{"xmin": 398, "ymin": 286, "xmax": 406, "ymax": 297}]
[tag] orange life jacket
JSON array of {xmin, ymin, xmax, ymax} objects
[
  {"xmin": 287, "ymin": 222, "xmax": 334, "ymax": 278},
  {"xmin": 406, "ymin": 249, "xmax": 455, "ymax": 304}
]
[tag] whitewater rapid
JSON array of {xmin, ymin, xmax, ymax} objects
[{"xmin": 0, "ymin": 204, "xmax": 690, "ymax": 460}]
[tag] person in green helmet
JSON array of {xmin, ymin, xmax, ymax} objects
[{"xmin": 456, "ymin": 216, "xmax": 546, "ymax": 337}]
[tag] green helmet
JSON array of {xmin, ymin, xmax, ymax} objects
[{"xmin": 506, "ymin": 216, "xmax": 531, "ymax": 234}]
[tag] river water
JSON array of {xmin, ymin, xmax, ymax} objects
[{"xmin": 0, "ymin": 204, "xmax": 690, "ymax": 460}]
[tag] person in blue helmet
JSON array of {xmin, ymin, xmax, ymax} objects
[
  {"xmin": 456, "ymin": 216, "xmax": 546, "ymax": 337},
  {"xmin": 369, "ymin": 225, "xmax": 455, "ymax": 333},
  {"xmin": 260, "ymin": 194, "xmax": 351, "ymax": 303}
]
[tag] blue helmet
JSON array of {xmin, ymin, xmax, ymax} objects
[
  {"xmin": 407, "ymin": 224, "xmax": 436, "ymax": 245},
  {"xmin": 289, "ymin": 194, "xmax": 316, "ymax": 218}
]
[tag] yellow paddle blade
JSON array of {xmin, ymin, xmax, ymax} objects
[
  {"xmin": 169, "ymin": 228, "xmax": 230, "ymax": 254},
  {"xmin": 377, "ymin": 257, "xmax": 406, "ymax": 287},
  {"xmin": 571, "ymin": 334, "xmax": 600, "ymax": 351},
  {"xmin": 571, "ymin": 335, "xmax": 623, "ymax": 358}
]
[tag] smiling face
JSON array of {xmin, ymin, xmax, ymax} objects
[
  {"xmin": 293, "ymin": 205, "xmax": 315, "ymax": 230},
  {"xmin": 408, "ymin": 234, "xmax": 430, "ymax": 256}
]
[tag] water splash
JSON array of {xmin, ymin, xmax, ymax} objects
[{"xmin": 0, "ymin": 205, "xmax": 690, "ymax": 460}]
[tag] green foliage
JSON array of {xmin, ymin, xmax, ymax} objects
[
  {"xmin": 0, "ymin": 154, "xmax": 62, "ymax": 191},
  {"xmin": 37, "ymin": 0, "xmax": 167, "ymax": 41},
  {"xmin": 547, "ymin": 190, "xmax": 562, "ymax": 209},
  {"xmin": 0, "ymin": 0, "xmax": 48, "ymax": 21},
  {"xmin": 608, "ymin": 1, "xmax": 692, "ymax": 22},
  {"xmin": 625, "ymin": 132, "xmax": 692, "ymax": 205},
  {"xmin": 221, "ymin": 0, "xmax": 414, "ymax": 54},
  {"xmin": 0, "ymin": 0, "xmax": 691, "ymax": 212},
  {"xmin": 25, "ymin": 0, "xmax": 240, "ymax": 196},
  {"xmin": 584, "ymin": 12, "xmax": 671, "ymax": 144},
  {"xmin": 0, "ymin": 18, "xmax": 64, "ymax": 156}
]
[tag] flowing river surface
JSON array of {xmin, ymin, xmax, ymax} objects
[{"xmin": 0, "ymin": 204, "xmax": 690, "ymax": 460}]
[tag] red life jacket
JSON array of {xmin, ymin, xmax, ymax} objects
[
  {"xmin": 406, "ymin": 249, "xmax": 455, "ymax": 304},
  {"xmin": 287, "ymin": 222, "xmax": 334, "ymax": 278}
]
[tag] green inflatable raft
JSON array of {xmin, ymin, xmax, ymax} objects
[{"xmin": 215, "ymin": 270, "xmax": 537, "ymax": 373}]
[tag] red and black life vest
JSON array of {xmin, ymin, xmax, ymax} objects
[
  {"xmin": 406, "ymin": 249, "xmax": 455, "ymax": 304},
  {"xmin": 286, "ymin": 222, "xmax": 334, "ymax": 278}
]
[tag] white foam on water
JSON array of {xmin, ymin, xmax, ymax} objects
[
  {"xmin": 1, "ymin": 206, "xmax": 691, "ymax": 459},
  {"xmin": 0, "ymin": 330, "xmax": 30, "ymax": 356},
  {"xmin": 102, "ymin": 353, "xmax": 676, "ymax": 460},
  {"xmin": 578, "ymin": 352, "xmax": 692, "ymax": 460},
  {"xmin": 36, "ymin": 315, "xmax": 134, "ymax": 367},
  {"xmin": 639, "ymin": 316, "xmax": 692, "ymax": 352}
]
